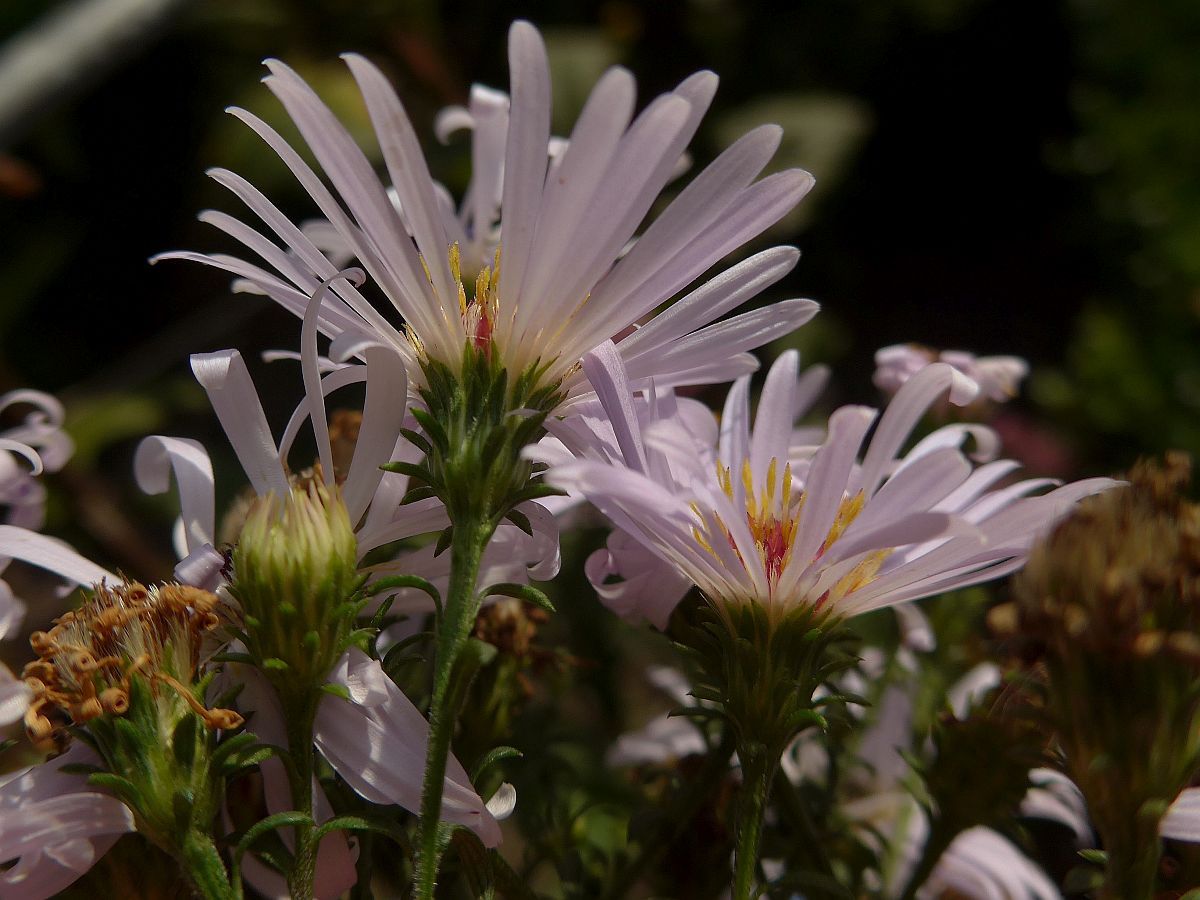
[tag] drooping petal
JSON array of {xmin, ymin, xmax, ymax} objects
[
  {"xmin": 190, "ymin": 350, "xmax": 289, "ymax": 498},
  {"xmin": 314, "ymin": 648, "xmax": 503, "ymax": 846},
  {"xmin": 134, "ymin": 436, "xmax": 216, "ymax": 556}
]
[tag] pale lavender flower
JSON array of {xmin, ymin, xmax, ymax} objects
[
  {"xmin": 536, "ymin": 344, "xmax": 1115, "ymax": 627},
  {"xmin": 157, "ymin": 20, "xmax": 818, "ymax": 405},
  {"xmin": 1, "ymin": 390, "xmax": 74, "ymax": 643},
  {"xmin": 0, "ymin": 743, "xmax": 134, "ymax": 899},
  {"xmin": 874, "ymin": 344, "xmax": 1029, "ymax": 404}
]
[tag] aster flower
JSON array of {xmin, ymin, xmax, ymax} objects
[
  {"xmin": 537, "ymin": 345, "xmax": 1114, "ymax": 627},
  {"xmin": 157, "ymin": 20, "xmax": 818, "ymax": 407},
  {"xmin": 0, "ymin": 742, "xmax": 135, "ymax": 899},
  {"xmin": 537, "ymin": 345, "xmax": 1113, "ymax": 897},
  {"xmin": 874, "ymin": 343, "xmax": 1029, "ymax": 404}
]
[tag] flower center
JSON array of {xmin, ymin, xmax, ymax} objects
[
  {"xmin": 695, "ymin": 456, "xmax": 878, "ymax": 605},
  {"xmin": 451, "ymin": 242, "xmax": 500, "ymax": 352},
  {"xmin": 22, "ymin": 580, "xmax": 240, "ymax": 749}
]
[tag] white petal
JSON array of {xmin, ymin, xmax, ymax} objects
[
  {"xmin": 190, "ymin": 350, "xmax": 289, "ymax": 498},
  {"xmin": 133, "ymin": 436, "xmax": 215, "ymax": 554},
  {"xmin": 1162, "ymin": 788, "xmax": 1200, "ymax": 842},
  {"xmin": 315, "ymin": 648, "xmax": 502, "ymax": 846},
  {"xmin": 0, "ymin": 526, "xmax": 111, "ymax": 586}
]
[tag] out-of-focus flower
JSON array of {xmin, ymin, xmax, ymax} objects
[
  {"xmin": 537, "ymin": 344, "xmax": 1115, "ymax": 627},
  {"xmin": 0, "ymin": 742, "xmax": 135, "ymax": 899},
  {"xmin": 843, "ymin": 664, "xmax": 1066, "ymax": 899},
  {"xmin": 1, "ymin": 389, "xmax": 74, "ymax": 642},
  {"xmin": 874, "ymin": 344, "xmax": 1029, "ymax": 404},
  {"xmin": 158, "ymin": 20, "xmax": 817, "ymax": 407}
]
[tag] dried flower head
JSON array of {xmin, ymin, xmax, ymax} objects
[
  {"xmin": 22, "ymin": 579, "xmax": 240, "ymax": 749},
  {"xmin": 1008, "ymin": 453, "xmax": 1200, "ymax": 896},
  {"xmin": 1010, "ymin": 452, "xmax": 1200, "ymax": 661}
]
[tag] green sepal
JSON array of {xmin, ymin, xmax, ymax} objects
[
  {"xmin": 320, "ymin": 682, "xmax": 352, "ymax": 701},
  {"xmin": 380, "ymin": 460, "xmax": 433, "ymax": 483},
  {"xmin": 505, "ymin": 482, "xmax": 567, "ymax": 506},
  {"xmin": 483, "ymin": 582, "xmax": 555, "ymax": 613},
  {"xmin": 211, "ymin": 651, "xmax": 255, "ymax": 665},
  {"xmin": 172, "ymin": 713, "xmax": 199, "ymax": 769},
  {"xmin": 262, "ymin": 658, "xmax": 289, "ymax": 672},
  {"xmin": 367, "ymin": 595, "xmax": 395, "ymax": 632},
  {"xmin": 470, "ymin": 746, "xmax": 522, "ymax": 783},
  {"xmin": 58, "ymin": 762, "xmax": 104, "ymax": 776},
  {"xmin": 1078, "ymin": 848, "xmax": 1108, "ymax": 864},
  {"xmin": 409, "ymin": 406, "xmax": 450, "ymax": 454},
  {"xmin": 434, "ymin": 525, "xmax": 454, "ymax": 557},
  {"xmin": 503, "ymin": 508, "xmax": 533, "ymax": 536},
  {"xmin": 210, "ymin": 732, "xmax": 270, "ymax": 771},
  {"xmin": 398, "ymin": 426, "xmax": 433, "ymax": 456},
  {"xmin": 784, "ymin": 708, "xmax": 829, "ymax": 732},
  {"xmin": 400, "ymin": 486, "xmax": 438, "ymax": 505},
  {"xmin": 87, "ymin": 772, "xmax": 145, "ymax": 810}
]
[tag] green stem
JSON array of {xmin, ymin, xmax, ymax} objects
[
  {"xmin": 732, "ymin": 744, "xmax": 774, "ymax": 900},
  {"xmin": 602, "ymin": 730, "xmax": 736, "ymax": 900},
  {"xmin": 284, "ymin": 696, "xmax": 320, "ymax": 900},
  {"xmin": 180, "ymin": 830, "xmax": 237, "ymax": 900},
  {"xmin": 414, "ymin": 510, "xmax": 494, "ymax": 898}
]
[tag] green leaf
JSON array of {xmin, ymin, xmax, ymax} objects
[
  {"xmin": 232, "ymin": 811, "xmax": 314, "ymax": 866},
  {"xmin": 311, "ymin": 813, "xmax": 410, "ymax": 848},
  {"xmin": 470, "ymin": 746, "xmax": 522, "ymax": 783},
  {"xmin": 434, "ymin": 525, "xmax": 454, "ymax": 557},
  {"xmin": 1078, "ymin": 848, "xmax": 1108, "ymax": 864},
  {"xmin": 483, "ymin": 582, "xmax": 555, "ymax": 612}
]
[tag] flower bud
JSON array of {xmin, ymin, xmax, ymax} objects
[{"xmin": 231, "ymin": 478, "xmax": 360, "ymax": 692}]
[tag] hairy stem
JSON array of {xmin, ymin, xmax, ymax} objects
[
  {"xmin": 180, "ymin": 829, "xmax": 236, "ymax": 900},
  {"xmin": 414, "ymin": 510, "xmax": 494, "ymax": 899},
  {"xmin": 732, "ymin": 744, "xmax": 774, "ymax": 900},
  {"xmin": 284, "ymin": 697, "xmax": 319, "ymax": 900}
]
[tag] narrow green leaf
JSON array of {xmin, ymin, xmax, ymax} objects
[{"xmin": 483, "ymin": 582, "xmax": 555, "ymax": 612}]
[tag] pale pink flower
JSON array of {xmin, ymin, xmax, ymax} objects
[
  {"xmin": 156, "ymin": 20, "xmax": 818, "ymax": 406},
  {"xmin": 0, "ymin": 743, "xmax": 134, "ymax": 899},
  {"xmin": 874, "ymin": 344, "xmax": 1029, "ymax": 404},
  {"xmin": 536, "ymin": 344, "xmax": 1115, "ymax": 626}
]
